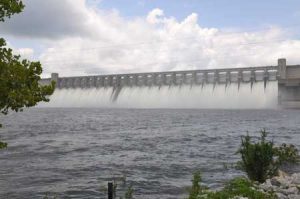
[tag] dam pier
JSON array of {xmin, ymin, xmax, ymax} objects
[{"xmin": 41, "ymin": 59, "xmax": 300, "ymax": 108}]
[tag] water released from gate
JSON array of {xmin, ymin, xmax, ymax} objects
[{"xmin": 40, "ymin": 82, "xmax": 278, "ymax": 109}]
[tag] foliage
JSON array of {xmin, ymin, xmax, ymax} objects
[
  {"xmin": 0, "ymin": 0, "xmax": 24, "ymax": 22},
  {"xmin": 273, "ymin": 143, "xmax": 300, "ymax": 165},
  {"xmin": 42, "ymin": 194, "xmax": 57, "ymax": 199},
  {"xmin": 237, "ymin": 129, "xmax": 300, "ymax": 183},
  {"xmin": 0, "ymin": 141, "xmax": 7, "ymax": 149},
  {"xmin": 187, "ymin": 171, "xmax": 207, "ymax": 199},
  {"xmin": 205, "ymin": 177, "xmax": 276, "ymax": 199},
  {"xmin": 0, "ymin": 40, "xmax": 55, "ymax": 115},
  {"xmin": 237, "ymin": 130, "xmax": 277, "ymax": 183},
  {"xmin": 124, "ymin": 185, "xmax": 134, "ymax": 199},
  {"xmin": 187, "ymin": 129, "xmax": 299, "ymax": 198},
  {"xmin": 0, "ymin": 0, "xmax": 55, "ymax": 149},
  {"xmin": 187, "ymin": 174, "xmax": 275, "ymax": 199}
]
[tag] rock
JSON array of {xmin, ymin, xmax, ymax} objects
[
  {"xmin": 291, "ymin": 173, "xmax": 300, "ymax": 185},
  {"xmin": 260, "ymin": 179, "xmax": 274, "ymax": 192},
  {"xmin": 287, "ymin": 194, "xmax": 300, "ymax": 199},
  {"xmin": 271, "ymin": 178, "xmax": 281, "ymax": 186},
  {"xmin": 278, "ymin": 170, "xmax": 290, "ymax": 178},
  {"xmin": 258, "ymin": 172, "xmax": 300, "ymax": 198},
  {"xmin": 276, "ymin": 192, "xmax": 288, "ymax": 199},
  {"xmin": 282, "ymin": 187, "xmax": 299, "ymax": 195},
  {"xmin": 276, "ymin": 176, "xmax": 292, "ymax": 189}
]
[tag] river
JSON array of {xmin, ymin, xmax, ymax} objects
[{"xmin": 0, "ymin": 108, "xmax": 299, "ymax": 198}]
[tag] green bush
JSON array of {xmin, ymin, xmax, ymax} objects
[
  {"xmin": 237, "ymin": 129, "xmax": 277, "ymax": 183},
  {"xmin": 187, "ymin": 172, "xmax": 205, "ymax": 199},
  {"xmin": 274, "ymin": 143, "xmax": 300, "ymax": 165},
  {"xmin": 205, "ymin": 177, "xmax": 276, "ymax": 199},
  {"xmin": 187, "ymin": 173, "xmax": 275, "ymax": 199},
  {"xmin": 124, "ymin": 185, "xmax": 134, "ymax": 199},
  {"xmin": 237, "ymin": 129, "xmax": 300, "ymax": 183}
]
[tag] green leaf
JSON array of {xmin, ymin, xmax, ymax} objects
[
  {"xmin": 0, "ymin": 0, "xmax": 25, "ymax": 22},
  {"xmin": 0, "ymin": 0, "xmax": 55, "ymax": 148}
]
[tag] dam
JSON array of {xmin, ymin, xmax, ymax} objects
[{"xmin": 40, "ymin": 58, "xmax": 300, "ymax": 108}]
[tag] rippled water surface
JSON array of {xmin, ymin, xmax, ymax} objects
[{"xmin": 0, "ymin": 108, "xmax": 300, "ymax": 199}]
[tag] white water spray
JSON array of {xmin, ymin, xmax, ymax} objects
[{"xmin": 39, "ymin": 82, "xmax": 278, "ymax": 109}]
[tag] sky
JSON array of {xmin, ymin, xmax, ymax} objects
[
  {"xmin": 1, "ymin": 0, "xmax": 300, "ymax": 77},
  {"xmin": 100, "ymin": 0, "xmax": 300, "ymax": 28}
]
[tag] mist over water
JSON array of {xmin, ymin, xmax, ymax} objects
[{"xmin": 41, "ymin": 82, "xmax": 278, "ymax": 109}]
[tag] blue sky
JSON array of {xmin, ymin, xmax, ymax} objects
[
  {"xmin": 1, "ymin": 0, "xmax": 300, "ymax": 76},
  {"xmin": 99, "ymin": 0, "xmax": 300, "ymax": 29}
]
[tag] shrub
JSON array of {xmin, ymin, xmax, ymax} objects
[
  {"xmin": 206, "ymin": 177, "xmax": 276, "ymax": 199},
  {"xmin": 237, "ymin": 129, "xmax": 277, "ymax": 183},
  {"xmin": 187, "ymin": 171, "xmax": 205, "ymax": 199},
  {"xmin": 274, "ymin": 143, "xmax": 300, "ymax": 165},
  {"xmin": 187, "ymin": 174, "xmax": 275, "ymax": 199},
  {"xmin": 124, "ymin": 185, "xmax": 134, "ymax": 199},
  {"xmin": 237, "ymin": 129, "xmax": 300, "ymax": 183}
]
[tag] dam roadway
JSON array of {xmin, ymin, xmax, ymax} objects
[{"xmin": 40, "ymin": 58, "xmax": 300, "ymax": 108}]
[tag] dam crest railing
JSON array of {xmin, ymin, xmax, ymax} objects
[{"xmin": 41, "ymin": 65, "xmax": 281, "ymax": 89}]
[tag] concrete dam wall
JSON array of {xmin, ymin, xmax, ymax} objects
[{"xmin": 40, "ymin": 59, "xmax": 300, "ymax": 108}]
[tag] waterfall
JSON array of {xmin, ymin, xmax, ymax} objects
[{"xmin": 39, "ymin": 82, "xmax": 278, "ymax": 109}]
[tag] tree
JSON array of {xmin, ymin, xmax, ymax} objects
[{"xmin": 0, "ymin": 0, "xmax": 55, "ymax": 149}]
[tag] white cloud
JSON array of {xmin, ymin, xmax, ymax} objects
[
  {"xmin": 4, "ymin": 41, "xmax": 34, "ymax": 59},
  {"xmin": 1, "ymin": 0, "xmax": 300, "ymax": 77},
  {"xmin": 146, "ymin": 8, "xmax": 165, "ymax": 24},
  {"xmin": 15, "ymin": 48, "xmax": 34, "ymax": 59},
  {"xmin": 0, "ymin": 0, "xmax": 101, "ymax": 39}
]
